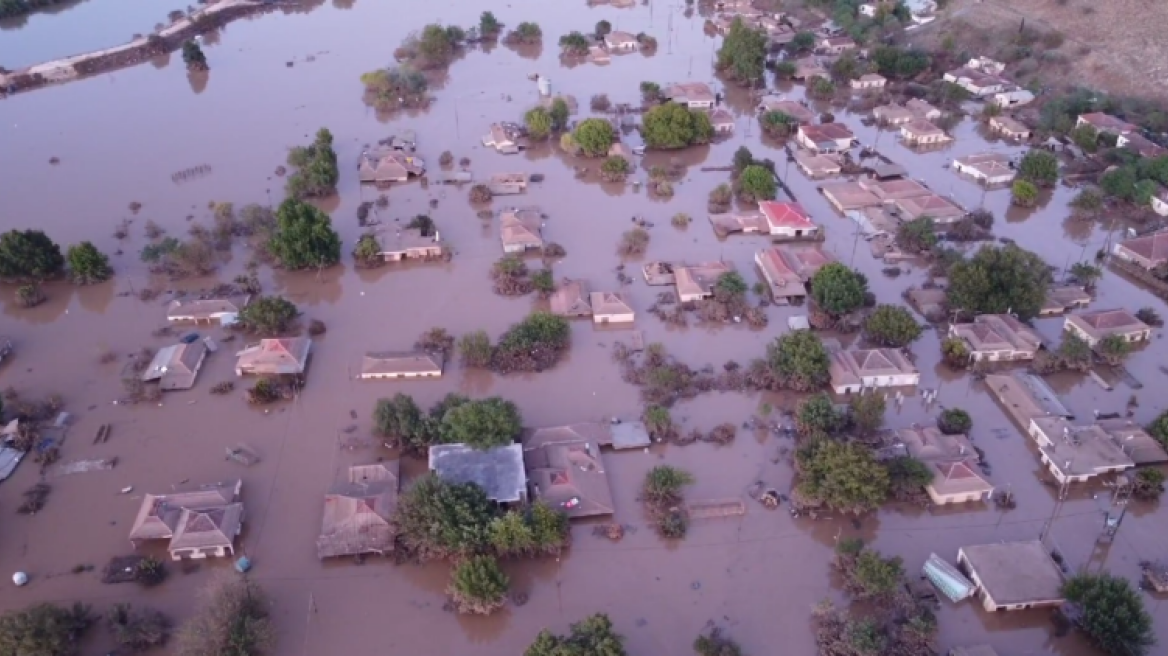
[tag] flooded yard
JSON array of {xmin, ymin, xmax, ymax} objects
[{"xmin": 0, "ymin": 1, "xmax": 1166, "ymax": 654}]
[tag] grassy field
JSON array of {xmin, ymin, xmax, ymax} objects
[{"xmin": 917, "ymin": 0, "xmax": 1168, "ymax": 101}]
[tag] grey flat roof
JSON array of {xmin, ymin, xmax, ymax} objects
[
  {"xmin": 959, "ymin": 540, "xmax": 1065, "ymax": 606},
  {"xmin": 428, "ymin": 443, "xmax": 526, "ymax": 502},
  {"xmin": 1019, "ymin": 374, "xmax": 1072, "ymax": 418},
  {"xmin": 609, "ymin": 421, "xmax": 651, "ymax": 449}
]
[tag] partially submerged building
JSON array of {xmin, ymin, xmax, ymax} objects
[
  {"xmin": 793, "ymin": 149, "xmax": 841, "ymax": 177},
  {"xmin": 663, "ymin": 82, "xmax": 716, "ymax": 109},
  {"xmin": 1027, "ymin": 417, "xmax": 1134, "ymax": 483},
  {"xmin": 1039, "ymin": 286, "xmax": 1091, "ymax": 317},
  {"xmin": 829, "ymin": 348, "xmax": 920, "ymax": 394},
  {"xmin": 758, "ymin": 201, "xmax": 820, "ymax": 238},
  {"xmin": 499, "ymin": 207, "xmax": 544, "ymax": 253},
  {"xmin": 674, "ymin": 261, "xmax": 733, "ymax": 302},
  {"xmin": 947, "ymin": 314, "xmax": 1042, "ymax": 362},
  {"xmin": 943, "ymin": 67, "xmax": 1009, "ymax": 97},
  {"xmin": 754, "ymin": 247, "xmax": 808, "ymax": 305},
  {"xmin": 757, "ymin": 97, "xmax": 816, "ymax": 123},
  {"xmin": 796, "ymin": 123, "xmax": 856, "ymax": 153},
  {"xmin": 550, "ymin": 279, "xmax": 593, "ymax": 318},
  {"xmin": 358, "ymin": 150, "xmax": 425, "ymax": 183},
  {"xmin": 523, "ymin": 437, "xmax": 615, "ymax": 518},
  {"xmin": 166, "ymin": 296, "xmax": 250, "ymax": 324},
  {"xmin": 821, "ymin": 181, "xmax": 880, "ymax": 213},
  {"xmin": 317, "ymin": 463, "xmax": 399, "ymax": 559},
  {"xmin": 590, "ymin": 291, "xmax": 634, "ymax": 324},
  {"xmin": 1076, "ymin": 112, "xmax": 1138, "ymax": 136},
  {"xmin": 989, "ymin": 115, "xmax": 1032, "ymax": 141},
  {"xmin": 524, "ymin": 421, "xmax": 651, "ymax": 451},
  {"xmin": 850, "ymin": 73, "xmax": 886, "ymax": 90},
  {"xmin": 129, "ymin": 480, "xmax": 244, "ymax": 560},
  {"xmin": 482, "ymin": 122, "xmax": 528, "ymax": 154},
  {"xmin": 900, "ymin": 119, "xmax": 951, "ymax": 145},
  {"xmin": 141, "ymin": 341, "xmax": 208, "ymax": 391},
  {"xmin": 952, "ymin": 153, "xmax": 1015, "ymax": 185},
  {"xmin": 1063, "ymin": 308, "xmax": 1151, "ymax": 346},
  {"xmin": 893, "ymin": 194, "xmax": 966, "ymax": 224},
  {"xmin": 957, "ymin": 540, "xmax": 1065, "ymax": 612},
  {"xmin": 873, "ymin": 104, "xmax": 914, "ymax": 126},
  {"xmin": 709, "ymin": 107, "xmax": 735, "ymax": 134},
  {"xmin": 359, "ymin": 351, "xmax": 444, "ymax": 379},
  {"xmin": 429, "ymin": 443, "xmax": 527, "ymax": 503},
  {"xmin": 906, "ymin": 98, "xmax": 942, "ymax": 121},
  {"xmin": 1112, "ymin": 230, "xmax": 1168, "ymax": 271},
  {"xmin": 234, "ymin": 338, "xmax": 311, "ymax": 377},
  {"xmin": 604, "ymin": 30, "xmax": 639, "ymax": 51},
  {"xmin": 858, "ymin": 177, "xmax": 931, "ymax": 202},
  {"xmin": 1096, "ymin": 418, "xmax": 1168, "ymax": 465},
  {"xmin": 376, "ymin": 228, "xmax": 444, "ymax": 262},
  {"xmin": 487, "ymin": 173, "xmax": 529, "ymax": 196},
  {"xmin": 984, "ymin": 372, "xmax": 1073, "ymax": 429}
]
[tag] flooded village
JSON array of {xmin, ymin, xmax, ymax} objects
[{"xmin": 3, "ymin": 0, "xmax": 1168, "ymax": 655}]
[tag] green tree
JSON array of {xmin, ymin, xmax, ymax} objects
[
  {"xmin": 352, "ymin": 233, "xmax": 382, "ymax": 267},
  {"xmin": 600, "ymin": 155, "xmax": 631, "ymax": 181},
  {"xmin": 524, "ymin": 614, "xmax": 626, "ymax": 656},
  {"xmin": 870, "ymin": 45, "xmax": 930, "ymax": 79},
  {"xmin": 549, "ymin": 98, "xmax": 570, "ymax": 131},
  {"xmin": 640, "ymin": 81, "xmax": 662, "ymax": 102},
  {"xmin": 938, "ymin": 408, "xmax": 972, "ymax": 435},
  {"xmin": 1072, "ymin": 187, "xmax": 1105, "ymax": 213},
  {"xmin": 1097, "ymin": 334, "xmax": 1132, "ymax": 365},
  {"xmin": 268, "ymin": 198, "xmax": 341, "ymax": 269},
  {"xmin": 286, "ymin": 128, "xmax": 339, "ymax": 199},
  {"xmin": 863, "ymin": 305, "xmax": 921, "ymax": 347},
  {"xmin": 572, "ymin": 118, "xmax": 614, "ymax": 157},
  {"xmin": 448, "ymin": 556, "xmax": 509, "ymax": 615},
  {"xmin": 641, "ymin": 103, "xmax": 714, "ymax": 149},
  {"xmin": 373, "ymin": 393, "xmax": 431, "ymax": 453},
  {"xmin": 642, "ymin": 405, "xmax": 674, "ymax": 439},
  {"xmin": 714, "ymin": 271, "xmax": 748, "ymax": 300},
  {"xmin": 395, "ymin": 475, "xmax": 495, "ymax": 561},
  {"xmin": 736, "ymin": 165, "xmax": 776, "ymax": 201},
  {"xmin": 65, "ymin": 241, "xmax": 112, "ymax": 284},
  {"xmin": 508, "ymin": 22, "xmax": 542, "ymax": 44},
  {"xmin": 1017, "ymin": 149, "xmax": 1059, "ymax": 187},
  {"xmin": 106, "ymin": 603, "xmax": 170, "ymax": 653},
  {"xmin": 643, "ymin": 465, "xmax": 694, "ymax": 507},
  {"xmin": 807, "ymin": 76, "xmax": 836, "ymax": 100},
  {"xmin": 1149, "ymin": 410, "xmax": 1168, "ymax": 450},
  {"xmin": 1069, "ymin": 261, "xmax": 1102, "ymax": 290},
  {"xmin": 732, "ymin": 146, "xmax": 754, "ymax": 173},
  {"xmin": 525, "ymin": 106, "xmax": 553, "ymax": 140},
  {"xmin": 458, "ymin": 331, "xmax": 493, "ymax": 368},
  {"xmin": 489, "ymin": 503, "xmax": 570, "ymax": 557},
  {"xmin": 694, "ymin": 629, "xmax": 743, "ymax": 656},
  {"xmin": 774, "ymin": 60, "xmax": 797, "ymax": 80},
  {"xmin": 1099, "ymin": 166, "xmax": 1139, "ymax": 202},
  {"xmin": 238, "ymin": 295, "xmax": 298, "ymax": 333},
  {"xmin": 849, "ymin": 392, "xmax": 886, "ymax": 437},
  {"xmin": 810, "ymin": 263, "xmax": 868, "ymax": 317},
  {"xmin": 715, "ymin": 18, "xmax": 767, "ymax": 86},
  {"xmin": 1063, "ymin": 573, "xmax": 1154, "ymax": 656},
  {"xmin": 797, "ymin": 393, "xmax": 843, "ymax": 437},
  {"xmin": 796, "ymin": 439, "xmax": 890, "ymax": 513},
  {"xmin": 759, "ymin": 110, "xmax": 798, "ymax": 137},
  {"xmin": 849, "ymin": 549, "xmax": 905, "ymax": 599},
  {"xmin": 1133, "ymin": 468, "xmax": 1165, "ymax": 501},
  {"xmin": 1070, "ymin": 124, "xmax": 1099, "ymax": 153},
  {"xmin": 181, "ymin": 40, "xmax": 207, "ymax": 71},
  {"xmin": 479, "ymin": 11, "xmax": 501, "ymax": 37},
  {"xmin": 0, "ymin": 602, "xmax": 93, "ymax": 656},
  {"xmin": 830, "ymin": 53, "xmax": 861, "ymax": 82},
  {"xmin": 895, "ymin": 217, "xmax": 937, "ymax": 253},
  {"xmin": 946, "ymin": 244, "xmax": 1052, "ymax": 320},
  {"xmin": 492, "ymin": 311, "xmax": 571, "ymax": 373},
  {"xmin": 941, "ymin": 337, "xmax": 969, "ymax": 367},
  {"xmin": 766, "ymin": 329, "xmax": 831, "ymax": 391},
  {"xmin": 595, "ymin": 20, "xmax": 611, "ymax": 37},
  {"xmin": 439, "ymin": 397, "xmax": 522, "ymax": 449},
  {"xmin": 176, "ymin": 576, "xmax": 274, "ymax": 656},
  {"xmin": 1011, "ymin": 179, "xmax": 1039, "ymax": 207},
  {"xmin": 417, "ymin": 24, "xmax": 462, "ymax": 65},
  {"xmin": 359, "ymin": 64, "xmax": 428, "ymax": 111},
  {"xmin": 558, "ymin": 31, "xmax": 591, "ymax": 55},
  {"xmin": 791, "ymin": 31, "xmax": 816, "ymax": 52},
  {"xmin": 0, "ymin": 229, "xmax": 65, "ymax": 281},
  {"xmin": 885, "ymin": 456, "xmax": 934, "ymax": 499}
]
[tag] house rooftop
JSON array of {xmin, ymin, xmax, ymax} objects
[
  {"xmin": 874, "ymin": 104, "xmax": 915, "ymax": 123},
  {"xmin": 665, "ymin": 82, "xmax": 715, "ymax": 103},
  {"xmin": 360, "ymin": 351, "xmax": 444, "ymax": 377},
  {"xmin": 590, "ymin": 291, "xmax": 633, "ymax": 316},
  {"xmin": 896, "ymin": 425, "xmax": 978, "ymax": 463},
  {"xmin": 906, "ymin": 98, "xmax": 940, "ymax": 115},
  {"xmin": 429, "ymin": 443, "xmax": 527, "ymax": 503},
  {"xmin": 821, "ymin": 181, "xmax": 881, "ymax": 210},
  {"xmin": 830, "ymin": 348, "xmax": 918, "ymax": 388},
  {"xmin": 775, "ymin": 244, "xmax": 834, "ymax": 279},
  {"xmin": 756, "ymin": 248, "xmax": 808, "ymax": 298},
  {"xmin": 894, "ymin": 193, "xmax": 965, "ymax": 221},
  {"xmin": 859, "ymin": 177, "xmax": 931, "ymax": 201},
  {"xmin": 758, "ymin": 201, "xmax": 816, "ymax": 229},
  {"xmin": 952, "ymin": 314, "xmax": 1042, "ymax": 353},
  {"xmin": 959, "ymin": 540, "xmax": 1065, "ymax": 606},
  {"xmin": 954, "ymin": 152, "xmax": 1014, "ymax": 178},
  {"xmin": 141, "ymin": 341, "xmax": 207, "ymax": 390},
  {"xmin": 169, "ymin": 504, "xmax": 244, "ymax": 554},
  {"xmin": 166, "ymin": 296, "xmax": 250, "ymax": 321},
  {"xmin": 903, "ymin": 119, "xmax": 945, "ymax": 137},
  {"xmin": 377, "ymin": 227, "xmax": 439, "ymax": 253},
  {"xmin": 318, "ymin": 462, "xmax": 399, "ymax": 559},
  {"xmin": 991, "ymin": 115, "xmax": 1030, "ymax": 134},
  {"xmin": 1042, "ymin": 286, "xmax": 1091, "ymax": 314},
  {"xmin": 1031, "ymin": 416, "xmax": 1134, "ymax": 476},
  {"xmin": 235, "ymin": 337, "xmax": 311, "ymax": 375},
  {"xmin": 524, "ymin": 420, "xmax": 651, "ymax": 451},
  {"xmin": 800, "ymin": 122, "xmax": 855, "ymax": 142},
  {"xmin": 550, "ymin": 279, "xmax": 592, "ymax": 317},
  {"xmin": 1078, "ymin": 112, "xmax": 1138, "ymax": 134},
  {"xmin": 758, "ymin": 98, "xmax": 816, "ymax": 123},
  {"xmin": 1066, "ymin": 308, "xmax": 1150, "ymax": 340},
  {"xmin": 928, "ymin": 460, "xmax": 993, "ymax": 499},
  {"xmin": 675, "ymin": 261, "xmax": 732, "ymax": 298},
  {"xmin": 130, "ymin": 481, "xmax": 242, "ymax": 543},
  {"xmin": 500, "ymin": 207, "xmax": 544, "ymax": 249},
  {"xmin": 524, "ymin": 440, "xmax": 615, "ymax": 518},
  {"xmin": 984, "ymin": 372, "xmax": 1072, "ymax": 425},
  {"xmin": 1118, "ymin": 231, "xmax": 1168, "ymax": 264},
  {"xmin": 1096, "ymin": 418, "xmax": 1168, "ymax": 465}
]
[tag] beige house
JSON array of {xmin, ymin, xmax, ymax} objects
[
  {"xmin": 758, "ymin": 201, "xmax": 819, "ymax": 238},
  {"xmin": 235, "ymin": 338, "xmax": 311, "ymax": 376},
  {"xmin": 757, "ymin": 97, "xmax": 816, "ymax": 123},
  {"xmin": 818, "ymin": 35, "xmax": 856, "ymax": 54},
  {"xmin": 376, "ymin": 228, "xmax": 443, "ymax": 261},
  {"xmin": 948, "ymin": 314, "xmax": 1042, "ymax": 362},
  {"xmin": 858, "ymin": 177, "xmax": 931, "ymax": 202},
  {"xmin": 129, "ymin": 480, "xmax": 244, "ymax": 561},
  {"xmin": 709, "ymin": 107, "xmax": 735, "ymax": 134},
  {"xmin": 873, "ymin": 104, "xmax": 914, "ymax": 125},
  {"xmin": 1097, "ymin": 418, "xmax": 1168, "ymax": 465},
  {"xmin": 793, "ymin": 150, "xmax": 841, "ymax": 177},
  {"xmin": 664, "ymin": 82, "xmax": 716, "ymax": 109},
  {"xmin": 550, "ymin": 279, "xmax": 593, "ymax": 318},
  {"xmin": 906, "ymin": 98, "xmax": 942, "ymax": 121},
  {"xmin": 900, "ymin": 119, "xmax": 951, "ymax": 145},
  {"xmin": 1076, "ymin": 112, "xmax": 1138, "ymax": 136},
  {"xmin": 952, "ymin": 153, "xmax": 1015, "ymax": 185},
  {"xmin": 500, "ymin": 207, "xmax": 544, "ymax": 253},
  {"xmin": 590, "ymin": 291, "xmax": 634, "ymax": 324},
  {"xmin": 482, "ymin": 122, "xmax": 528, "ymax": 154},
  {"xmin": 488, "ymin": 173, "xmax": 529, "ymax": 196},
  {"xmin": 754, "ymin": 248, "xmax": 808, "ymax": 305},
  {"xmin": 1112, "ymin": 230, "xmax": 1168, "ymax": 270},
  {"xmin": 166, "ymin": 296, "xmax": 250, "ymax": 324},
  {"xmin": 850, "ymin": 73, "xmax": 886, "ymax": 90},
  {"xmin": 358, "ymin": 151, "xmax": 425, "ymax": 183},
  {"xmin": 1117, "ymin": 132, "xmax": 1166, "ymax": 159},
  {"xmin": 829, "ymin": 349, "xmax": 920, "ymax": 394},
  {"xmin": 359, "ymin": 351, "xmax": 444, "ymax": 379},
  {"xmin": 1027, "ymin": 417, "xmax": 1134, "ymax": 483},
  {"xmin": 893, "ymin": 194, "xmax": 966, "ymax": 223},
  {"xmin": 957, "ymin": 541, "xmax": 1065, "ymax": 612},
  {"xmin": 141, "ymin": 341, "xmax": 208, "ymax": 391},
  {"xmin": 675, "ymin": 262, "xmax": 732, "ymax": 302},
  {"xmin": 317, "ymin": 463, "xmax": 399, "ymax": 559},
  {"xmin": 990, "ymin": 89, "xmax": 1035, "ymax": 108},
  {"xmin": 1040, "ymin": 286, "xmax": 1091, "ymax": 317},
  {"xmin": 926, "ymin": 461, "xmax": 994, "ymax": 505},
  {"xmin": 604, "ymin": 30, "xmax": 639, "ymax": 51},
  {"xmin": 797, "ymin": 123, "xmax": 856, "ymax": 153},
  {"xmin": 1063, "ymin": 309, "xmax": 1151, "ymax": 346},
  {"xmin": 943, "ymin": 67, "xmax": 1009, "ymax": 97},
  {"xmin": 821, "ymin": 181, "xmax": 880, "ymax": 212},
  {"xmin": 708, "ymin": 211, "xmax": 766, "ymax": 237},
  {"xmin": 989, "ymin": 115, "xmax": 1032, "ymax": 141}
]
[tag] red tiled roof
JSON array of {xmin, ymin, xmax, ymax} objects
[{"xmin": 758, "ymin": 201, "xmax": 815, "ymax": 229}]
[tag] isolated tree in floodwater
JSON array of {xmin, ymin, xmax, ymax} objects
[
  {"xmin": 176, "ymin": 576, "xmax": 273, "ymax": 656},
  {"xmin": 267, "ymin": 198, "xmax": 341, "ymax": 270},
  {"xmin": 572, "ymin": 119, "xmax": 615, "ymax": 157},
  {"xmin": 641, "ymin": 103, "xmax": 714, "ymax": 149},
  {"xmin": 0, "ymin": 229, "xmax": 65, "ymax": 281},
  {"xmin": 715, "ymin": 17, "xmax": 766, "ymax": 86},
  {"xmin": 285, "ymin": 128, "xmax": 339, "ymax": 199},
  {"xmin": 237, "ymin": 295, "xmax": 298, "ymax": 334},
  {"xmin": 0, "ymin": 602, "xmax": 94, "ymax": 656},
  {"xmin": 1063, "ymin": 573, "xmax": 1154, "ymax": 656},
  {"xmin": 448, "ymin": 556, "xmax": 509, "ymax": 615},
  {"xmin": 766, "ymin": 329, "xmax": 831, "ymax": 391},
  {"xmin": 65, "ymin": 241, "xmax": 113, "ymax": 285},
  {"xmin": 181, "ymin": 40, "xmax": 207, "ymax": 71},
  {"xmin": 524, "ymin": 106, "xmax": 553, "ymax": 140},
  {"xmin": 810, "ymin": 263, "xmax": 868, "ymax": 317},
  {"xmin": 863, "ymin": 305, "xmax": 921, "ymax": 347},
  {"xmin": 524, "ymin": 613, "xmax": 627, "ymax": 656},
  {"xmin": 735, "ymin": 165, "xmax": 776, "ymax": 201},
  {"xmin": 796, "ymin": 439, "xmax": 890, "ymax": 514}
]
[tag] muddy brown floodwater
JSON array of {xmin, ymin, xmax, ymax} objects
[{"xmin": 1, "ymin": 1, "xmax": 1167, "ymax": 655}]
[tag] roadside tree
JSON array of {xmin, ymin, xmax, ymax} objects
[{"xmin": 1063, "ymin": 573, "xmax": 1154, "ymax": 656}]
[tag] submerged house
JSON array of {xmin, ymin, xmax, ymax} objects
[
  {"xmin": 796, "ymin": 123, "xmax": 856, "ymax": 153},
  {"xmin": 829, "ymin": 348, "xmax": 920, "ymax": 394},
  {"xmin": 1112, "ymin": 230, "xmax": 1168, "ymax": 270},
  {"xmin": 550, "ymin": 279, "xmax": 593, "ymax": 318},
  {"xmin": 429, "ymin": 443, "xmax": 527, "ymax": 503},
  {"xmin": 376, "ymin": 228, "xmax": 444, "ymax": 262},
  {"xmin": 873, "ymin": 104, "xmax": 915, "ymax": 125},
  {"xmin": 674, "ymin": 261, "xmax": 733, "ymax": 302},
  {"xmin": 590, "ymin": 292, "xmax": 635, "ymax": 324},
  {"xmin": 129, "ymin": 480, "xmax": 243, "ymax": 560},
  {"xmin": 482, "ymin": 122, "xmax": 529, "ymax": 154},
  {"xmin": 948, "ymin": 314, "xmax": 1042, "ymax": 362},
  {"xmin": 523, "ymin": 438, "xmax": 615, "ymax": 518},
  {"xmin": 757, "ymin": 97, "xmax": 816, "ymax": 123},
  {"xmin": 754, "ymin": 247, "xmax": 808, "ymax": 305},
  {"xmin": 900, "ymin": 119, "xmax": 951, "ymax": 145},
  {"xmin": 141, "ymin": 341, "xmax": 208, "ymax": 391},
  {"xmin": 663, "ymin": 82, "xmax": 716, "ymax": 109},
  {"xmin": 500, "ymin": 207, "xmax": 544, "ymax": 253},
  {"xmin": 317, "ymin": 463, "xmax": 399, "ymax": 559},
  {"xmin": 1063, "ymin": 309, "xmax": 1151, "ymax": 346},
  {"xmin": 1027, "ymin": 417, "xmax": 1134, "ymax": 484},
  {"xmin": 758, "ymin": 201, "xmax": 820, "ymax": 238},
  {"xmin": 358, "ymin": 150, "xmax": 425, "ymax": 183},
  {"xmin": 166, "ymin": 296, "xmax": 250, "ymax": 324},
  {"xmin": 957, "ymin": 540, "xmax": 1065, "ymax": 612},
  {"xmin": 896, "ymin": 426, "xmax": 992, "ymax": 505},
  {"xmin": 234, "ymin": 338, "xmax": 311, "ymax": 377},
  {"xmin": 359, "ymin": 351, "xmax": 444, "ymax": 379},
  {"xmin": 952, "ymin": 153, "xmax": 1015, "ymax": 185},
  {"xmin": 488, "ymin": 173, "xmax": 529, "ymax": 196}
]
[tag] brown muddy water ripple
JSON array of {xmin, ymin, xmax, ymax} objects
[{"xmin": 1, "ymin": 1, "xmax": 1167, "ymax": 655}]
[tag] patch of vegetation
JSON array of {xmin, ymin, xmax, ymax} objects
[
  {"xmin": 795, "ymin": 439, "xmax": 890, "ymax": 514},
  {"xmin": 285, "ymin": 128, "xmax": 339, "ymax": 199},
  {"xmin": 863, "ymin": 305, "xmax": 921, "ymax": 347},
  {"xmin": 600, "ymin": 155, "xmax": 632, "ymax": 182},
  {"xmin": 810, "ymin": 263, "xmax": 869, "ymax": 324},
  {"xmin": 237, "ymin": 295, "xmax": 298, "ymax": 333},
  {"xmin": 617, "ymin": 228, "xmax": 650, "ymax": 257},
  {"xmin": 1011, "ymin": 179, "xmax": 1039, "ymax": 207},
  {"xmin": 946, "ymin": 243, "xmax": 1051, "ymax": 321},
  {"xmin": 64, "ymin": 241, "xmax": 112, "ymax": 285},
  {"xmin": 765, "ymin": 330, "xmax": 831, "ymax": 391},
  {"xmin": 572, "ymin": 118, "xmax": 615, "ymax": 157},
  {"xmin": 0, "ymin": 602, "xmax": 93, "ymax": 656},
  {"xmin": 491, "ymin": 255, "xmax": 535, "ymax": 296},
  {"xmin": 1132, "ymin": 468, "xmax": 1165, "ymax": 501},
  {"xmin": 505, "ymin": 22, "xmax": 542, "ymax": 46},
  {"xmin": 268, "ymin": 197, "xmax": 341, "ymax": 269},
  {"xmin": 524, "ymin": 613, "xmax": 626, "ymax": 656},
  {"xmin": 1062, "ymin": 573, "xmax": 1154, "ymax": 656},
  {"xmin": 759, "ymin": 110, "xmax": 798, "ymax": 137},
  {"xmin": 641, "ymin": 103, "xmax": 714, "ymax": 149},
  {"xmin": 642, "ymin": 465, "xmax": 693, "ymax": 538},
  {"xmin": 558, "ymin": 31, "xmax": 591, "ymax": 56},
  {"xmin": 0, "ymin": 229, "xmax": 64, "ymax": 281},
  {"xmin": 176, "ymin": 576, "xmax": 274, "ymax": 656},
  {"xmin": 937, "ymin": 408, "xmax": 972, "ymax": 435},
  {"xmin": 735, "ymin": 164, "xmax": 776, "ymax": 201},
  {"xmin": 360, "ymin": 64, "xmax": 429, "ymax": 111},
  {"xmin": 492, "ymin": 311, "xmax": 571, "ymax": 374},
  {"xmin": 1017, "ymin": 149, "xmax": 1059, "ymax": 187},
  {"xmin": 693, "ymin": 628, "xmax": 743, "ymax": 656},
  {"xmin": 1033, "ymin": 333, "xmax": 1093, "ymax": 374},
  {"xmin": 715, "ymin": 17, "xmax": 766, "ymax": 86},
  {"xmin": 447, "ymin": 556, "xmax": 509, "ymax": 615},
  {"xmin": 106, "ymin": 603, "xmax": 170, "ymax": 653}
]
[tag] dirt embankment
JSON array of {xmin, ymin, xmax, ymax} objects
[
  {"xmin": 917, "ymin": 0, "xmax": 1168, "ymax": 101},
  {"xmin": 0, "ymin": 1, "xmax": 290, "ymax": 96}
]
